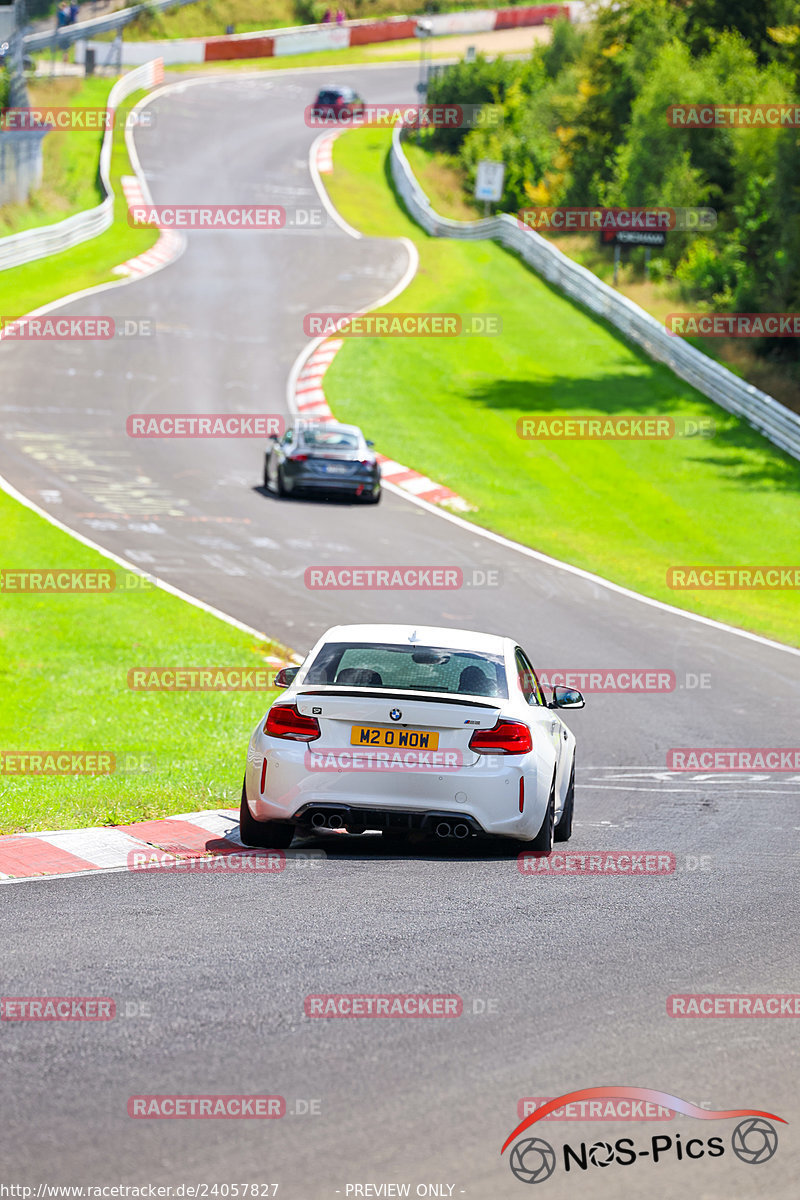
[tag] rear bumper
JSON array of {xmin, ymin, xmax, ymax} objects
[
  {"xmin": 289, "ymin": 475, "xmax": 379, "ymax": 495},
  {"xmin": 243, "ymin": 738, "xmax": 549, "ymax": 841}
]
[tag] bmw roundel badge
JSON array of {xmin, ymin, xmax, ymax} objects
[{"xmin": 390, "ymin": 709, "xmax": 402, "ymax": 721}]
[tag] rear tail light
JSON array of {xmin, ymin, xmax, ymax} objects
[
  {"xmin": 264, "ymin": 704, "xmax": 320, "ymax": 742},
  {"xmin": 469, "ymin": 719, "xmax": 532, "ymax": 755},
  {"xmin": 289, "ymin": 453, "xmax": 308, "ymax": 462}
]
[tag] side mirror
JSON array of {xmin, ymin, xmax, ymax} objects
[
  {"xmin": 268, "ymin": 434, "xmax": 280, "ymax": 442},
  {"xmin": 549, "ymin": 685, "xmax": 584, "ymax": 709},
  {"xmin": 366, "ymin": 439, "xmax": 375, "ymax": 447},
  {"xmin": 274, "ymin": 666, "xmax": 299, "ymax": 688}
]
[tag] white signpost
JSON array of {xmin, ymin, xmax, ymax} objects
[{"xmin": 474, "ymin": 159, "xmax": 505, "ymax": 213}]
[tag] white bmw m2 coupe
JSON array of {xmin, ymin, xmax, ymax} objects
[{"xmin": 240, "ymin": 624, "xmax": 584, "ymax": 849}]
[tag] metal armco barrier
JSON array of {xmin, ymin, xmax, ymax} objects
[
  {"xmin": 390, "ymin": 124, "xmax": 800, "ymax": 465},
  {"xmin": 23, "ymin": 0, "xmax": 195, "ymax": 52},
  {"xmin": 0, "ymin": 58, "xmax": 163, "ymax": 272}
]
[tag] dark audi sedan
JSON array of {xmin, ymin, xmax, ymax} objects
[{"xmin": 264, "ymin": 421, "xmax": 381, "ymax": 503}]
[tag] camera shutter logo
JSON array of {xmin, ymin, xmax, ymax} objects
[
  {"xmin": 731, "ymin": 1118, "xmax": 778, "ymax": 1164},
  {"xmin": 509, "ymin": 1137, "xmax": 556, "ymax": 1184}
]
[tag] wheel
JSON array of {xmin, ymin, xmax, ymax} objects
[
  {"xmin": 529, "ymin": 774, "xmax": 555, "ymax": 852},
  {"xmin": 554, "ymin": 758, "xmax": 575, "ymax": 842},
  {"xmin": 363, "ymin": 487, "xmax": 381, "ymax": 505},
  {"xmin": 263, "ymin": 455, "xmax": 271, "ymax": 490},
  {"xmin": 276, "ymin": 466, "xmax": 288, "ymax": 497},
  {"xmin": 239, "ymin": 780, "xmax": 294, "ymax": 848}
]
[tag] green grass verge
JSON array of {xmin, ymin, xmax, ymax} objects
[
  {"xmin": 0, "ymin": 88, "xmax": 159, "ymax": 322},
  {"xmin": 0, "ymin": 488, "xmax": 289, "ymax": 834},
  {"xmin": 321, "ymin": 127, "xmax": 800, "ymax": 647},
  {"xmin": 0, "ymin": 77, "xmax": 112, "ymax": 238}
]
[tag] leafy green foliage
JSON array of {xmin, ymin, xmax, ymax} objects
[{"xmin": 425, "ymin": 0, "xmax": 800, "ymax": 369}]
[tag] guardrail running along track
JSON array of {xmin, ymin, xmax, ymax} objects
[
  {"xmin": 0, "ymin": 57, "xmax": 163, "ymax": 271},
  {"xmin": 389, "ymin": 125, "xmax": 800, "ymax": 464}
]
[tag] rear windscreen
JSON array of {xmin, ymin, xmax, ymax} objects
[
  {"xmin": 301, "ymin": 429, "xmax": 360, "ymax": 451},
  {"xmin": 303, "ymin": 642, "xmax": 508, "ymax": 698}
]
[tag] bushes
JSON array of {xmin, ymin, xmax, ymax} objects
[{"xmin": 424, "ymin": 0, "xmax": 800, "ymax": 366}]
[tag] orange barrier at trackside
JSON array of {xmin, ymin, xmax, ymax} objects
[
  {"xmin": 494, "ymin": 3, "xmax": 565, "ymax": 29},
  {"xmin": 348, "ymin": 17, "xmax": 418, "ymax": 45},
  {"xmin": 204, "ymin": 35, "xmax": 275, "ymax": 60}
]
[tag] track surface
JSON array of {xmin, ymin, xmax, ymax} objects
[{"xmin": 1, "ymin": 65, "xmax": 799, "ymax": 1198}]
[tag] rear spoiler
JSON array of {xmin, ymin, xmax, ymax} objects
[{"xmin": 294, "ymin": 688, "xmax": 500, "ymax": 710}]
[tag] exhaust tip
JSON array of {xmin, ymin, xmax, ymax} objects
[
  {"xmin": 453, "ymin": 823, "xmax": 470, "ymax": 839},
  {"xmin": 328, "ymin": 813, "xmax": 344, "ymax": 829},
  {"xmin": 435, "ymin": 822, "xmax": 451, "ymax": 838},
  {"xmin": 310, "ymin": 812, "xmax": 327, "ymax": 828}
]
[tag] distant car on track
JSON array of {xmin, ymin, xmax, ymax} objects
[
  {"xmin": 263, "ymin": 420, "xmax": 381, "ymax": 503},
  {"xmin": 240, "ymin": 623, "xmax": 584, "ymax": 849},
  {"xmin": 311, "ymin": 84, "xmax": 365, "ymax": 120}
]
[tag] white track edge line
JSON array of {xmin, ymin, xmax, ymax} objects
[{"xmin": 0, "ymin": 472, "xmax": 272, "ymax": 641}]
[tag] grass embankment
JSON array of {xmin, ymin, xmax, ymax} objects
[
  {"xmin": 122, "ymin": 0, "xmax": 510, "ymax": 40},
  {"xmin": 0, "ymin": 76, "xmax": 112, "ymax": 237},
  {"xmin": 0, "ymin": 86, "xmax": 159, "ymax": 321},
  {"xmin": 0, "ymin": 490, "xmax": 286, "ymax": 834},
  {"xmin": 321, "ymin": 127, "xmax": 800, "ymax": 647},
  {"xmin": 400, "ymin": 140, "xmax": 800, "ymax": 415}
]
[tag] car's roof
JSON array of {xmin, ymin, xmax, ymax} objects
[{"xmin": 317, "ymin": 624, "xmax": 510, "ymax": 655}]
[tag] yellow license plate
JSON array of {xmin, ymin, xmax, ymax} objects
[{"xmin": 350, "ymin": 725, "xmax": 439, "ymax": 750}]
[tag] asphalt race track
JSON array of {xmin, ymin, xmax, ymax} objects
[{"xmin": 1, "ymin": 64, "xmax": 799, "ymax": 1198}]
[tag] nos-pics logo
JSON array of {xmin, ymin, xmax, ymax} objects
[{"xmin": 501, "ymin": 1087, "xmax": 783, "ymax": 1184}]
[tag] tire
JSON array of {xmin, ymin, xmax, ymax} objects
[
  {"xmin": 554, "ymin": 758, "xmax": 575, "ymax": 843},
  {"xmin": 529, "ymin": 774, "xmax": 555, "ymax": 852},
  {"xmin": 239, "ymin": 780, "xmax": 294, "ymax": 849},
  {"xmin": 363, "ymin": 487, "xmax": 381, "ymax": 505},
  {"xmin": 263, "ymin": 456, "xmax": 271, "ymax": 490},
  {"xmin": 276, "ymin": 467, "xmax": 288, "ymax": 498}
]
